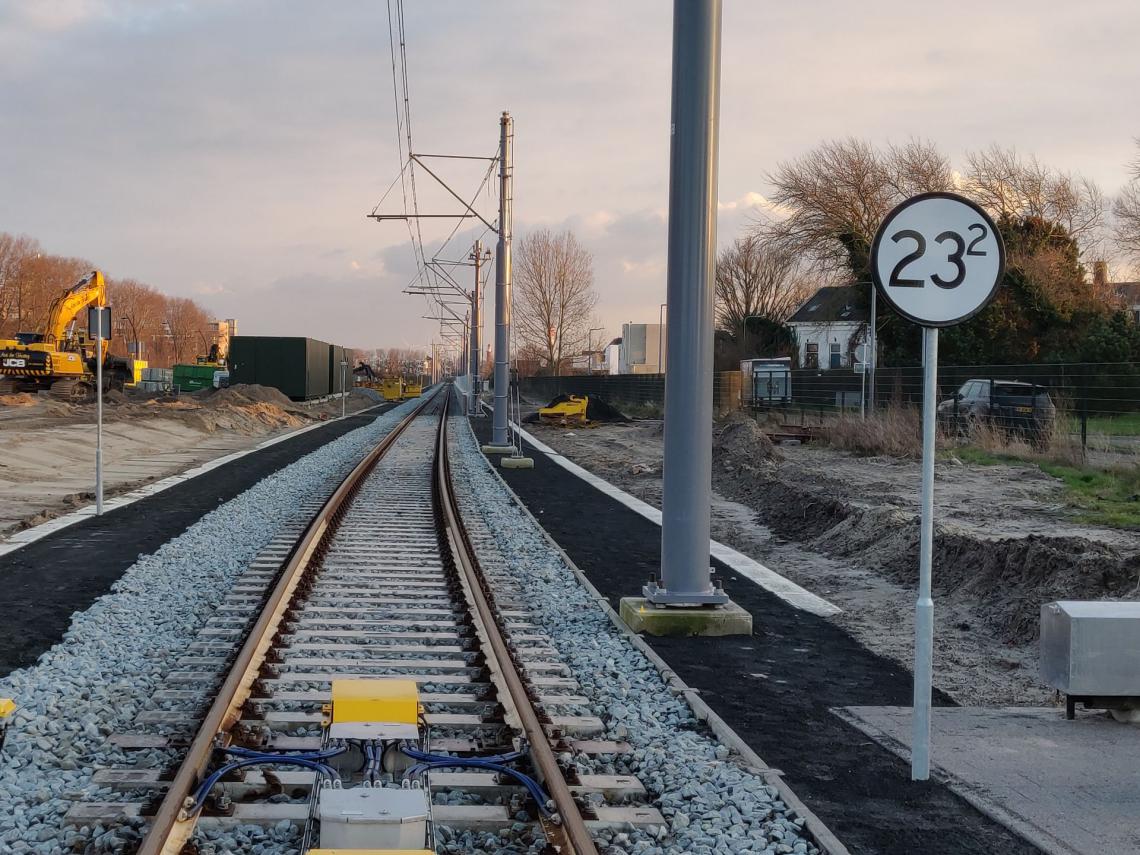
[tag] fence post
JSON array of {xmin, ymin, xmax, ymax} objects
[{"xmin": 1080, "ymin": 367, "xmax": 1088, "ymax": 455}]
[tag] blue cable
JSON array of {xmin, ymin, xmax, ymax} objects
[
  {"xmin": 188, "ymin": 757, "xmax": 338, "ymax": 814},
  {"xmin": 400, "ymin": 742, "xmax": 526, "ymax": 765},
  {"xmin": 406, "ymin": 757, "xmax": 553, "ymax": 815},
  {"xmin": 221, "ymin": 745, "xmax": 346, "ymax": 762}
]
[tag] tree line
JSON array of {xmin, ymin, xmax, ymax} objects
[
  {"xmin": 720, "ymin": 138, "xmax": 1140, "ymax": 366},
  {"xmin": 0, "ymin": 231, "xmax": 217, "ymax": 368}
]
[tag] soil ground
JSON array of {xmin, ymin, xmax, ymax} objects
[
  {"xmin": 474, "ymin": 416, "xmax": 1041, "ymax": 855},
  {"xmin": 0, "ymin": 404, "xmax": 394, "ymax": 676},
  {"xmin": 520, "ymin": 411, "xmax": 1140, "ymax": 708},
  {"xmin": 0, "ymin": 385, "xmax": 380, "ymax": 538}
]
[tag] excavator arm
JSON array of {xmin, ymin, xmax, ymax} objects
[{"xmin": 43, "ymin": 270, "xmax": 107, "ymax": 349}]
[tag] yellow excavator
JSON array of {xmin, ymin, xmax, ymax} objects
[{"xmin": 0, "ymin": 270, "xmax": 140, "ymax": 399}]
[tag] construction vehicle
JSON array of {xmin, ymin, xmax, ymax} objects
[
  {"xmin": 538, "ymin": 393, "xmax": 590, "ymax": 425},
  {"xmin": 379, "ymin": 377, "xmax": 405, "ymax": 402},
  {"xmin": 0, "ymin": 270, "xmax": 142, "ymax": 399}
]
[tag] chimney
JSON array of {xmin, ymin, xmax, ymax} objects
[{"xmin": 1093, "ymin": 261, "xmax": 1109, "ymax": 289}]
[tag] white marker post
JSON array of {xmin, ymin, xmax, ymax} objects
[
  {"xmin": 89, "ymin": 306, "xmax": 111, "ymax": 516},
  {"xmin": 870, "ymin": 192, "xmax": 1004, "ymax": 781}
]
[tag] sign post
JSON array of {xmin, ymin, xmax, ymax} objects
[
  {"xmin": 870, "ymin": 192, "xmax": 1004, "ymax": 781},
  {"xmin": 88, "ymin": 306, "xmax": 112, "ymax": 516}
]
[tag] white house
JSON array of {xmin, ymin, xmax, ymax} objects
[{"xmin": 786, "ymin": 286, "xmax": 868, "ymax": 370}]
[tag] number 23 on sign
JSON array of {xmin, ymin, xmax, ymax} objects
[{"xmin": 871, "ymin": 192, "xmax": 1005, "ymax": 327}]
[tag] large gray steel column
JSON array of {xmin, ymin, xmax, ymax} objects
[
  {"xmin": 491, "ymin": 111, "xmax": 514, "ymax": 446},
  {"xmin": 645, "ymin": 0, "xmax": 727, "ymax": 606}
]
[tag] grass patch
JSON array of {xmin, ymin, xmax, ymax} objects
[
  {"xmin": 1037, "ymin": 462, "xmax": 1140, "ymax": 529},
  {"xmin": 1063, "ymin": 412, "xmax": 1140, "ymax": 437},
  {"xmin": 951, "ymin": 445, "xmax": 1140, "ymax": 529}
]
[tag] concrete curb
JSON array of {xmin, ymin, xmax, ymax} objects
[
  {"xmin": 464, "ymin": 412, "xmax": 851, "ymax": 855},
  {"xmin": 0, "ymin": 402, "xmax": 389, "ymax": 558}
]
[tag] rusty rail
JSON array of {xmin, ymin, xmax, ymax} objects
[
  {"xmin": 434, "ymin": 386, "xmax": 599, "ymax": 855},
  {"xmin": 136, "ymin": 390, "xmax": 441, "ymax": 855}
]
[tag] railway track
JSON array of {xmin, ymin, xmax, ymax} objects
[{"xmin": 70, "ymin": 385, "xmax": 662, "ymax": 854}]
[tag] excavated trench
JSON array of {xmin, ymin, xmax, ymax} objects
[{"xmin": 715, "ymin": 447, "xmax": 1139, "ymax": 646}]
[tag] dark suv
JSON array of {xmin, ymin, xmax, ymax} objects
[{"xmin": 938, "ymin": 379, "xmax": 1056, "ymax": 444}]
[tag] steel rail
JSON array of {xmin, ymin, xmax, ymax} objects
[
  {"xmin": 434, "ymin": 386, "xmax": 600, "ymax": 855},
  {"xmin": 136, "ymin": 389, "xmax": 443, "ymax": 855}
]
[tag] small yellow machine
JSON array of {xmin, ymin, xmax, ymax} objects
[
  {"xmin": 538, "ymin": 393, "xmax": 589, "ymax": 425},
  {"xmin": 379, "ymin": 378, "xmax": 404, "ymax": 402},
  {"xmin": 0, "ymin": 270, "xmax": 140, "ymax": 399},
  {"xmin": 402, "ymin": 381, "xmax": 423, "ymax": 399}
]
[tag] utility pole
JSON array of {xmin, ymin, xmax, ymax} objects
[
  {"xmin": 468, "ymin": 240, "xmax": 489, "ymax": 416},
  {"xmin": 488, "ymin": 111, "xmax": 514, "ymax": 450},
  {"xmin": 621, "ymin": 0, "xmax": 748, "ymax": 635}
]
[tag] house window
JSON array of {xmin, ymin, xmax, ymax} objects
[
  {"xmin": 829, "ymin": 342, "xmax": 842, "ymax": 369},
  {"xmin": 805, "ymin": 342, "xmax": 819, "ymax": 369}
]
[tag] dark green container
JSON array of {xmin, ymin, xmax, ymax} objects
[
  {"xmin": 172, "ymin": 363, "xmax": 217, "ymax": 392},
  {"xmin": 228, "ymin": 336, "xmax": 332, "ymax": 400}
]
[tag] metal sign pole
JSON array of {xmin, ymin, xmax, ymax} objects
[
  {"xmin": 868, "ymin": 190, "xmax": 1005, "ymax": 783},
  {"xmin": 912, "ymin": 325, "xmax": 938, "ymax": 780},
  {"xmin": 95, "ymin": 308, "xmax": 104, "ymax": 516}
]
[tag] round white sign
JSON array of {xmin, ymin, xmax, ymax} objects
[{"xmin": 870, "ymin": 192, "xmax": 1005, "ymax": 327}]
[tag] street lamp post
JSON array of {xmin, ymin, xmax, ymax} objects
[{"xmin": 657, "ymin": 303, "xmax": 667, "ymax": 373}]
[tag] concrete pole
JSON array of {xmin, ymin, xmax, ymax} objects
[
  {"xmin": 341, "ymin": 361, "xmax": 347, "ymax": 418},
  {"xmin": 95, "ymin": 308, "xmax": 104, "ymax": 516},
  {"xmin": 469, "ymin": 240, "xmax": 482, "ymax": 415},
  {"xmin": 491, "ymin": 111, "xmax": 513, "ymax": 447},
  {"xmin": 646, "ymin": 0, "xmax": 727, "ymax": 606},
  {"xmin": 912, "ymin": 326, "xmax": 938, "ymax": 780}
]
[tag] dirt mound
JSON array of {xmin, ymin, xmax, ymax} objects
[
  {"xmin": 0, "ymin": 393, "xmax": 38, "ymax": 407},
  {"xmin": 203, "ymin": 384, "xmax": 296, "ymax": 409},
  {"xmin": 714, "ymin": 412, "xmax": 782, "ymax": 470}
]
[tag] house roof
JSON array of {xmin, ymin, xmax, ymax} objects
[{"xmin": 787, "ymin": 286, "xmax": 868, "ymax": 324}]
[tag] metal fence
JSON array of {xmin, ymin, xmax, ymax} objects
[{"xmin": 520, "ymin": 362, "xmax": 1140, "ymax": 442}]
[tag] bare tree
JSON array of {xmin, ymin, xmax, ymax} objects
[
  {"xmin": 761, "ymin": 138, "xmax": 952, "ymax": 277},
  {"xmin": 1114, "ymin": 141, "xmax": 1140, "ymax": 261},
  {"xmin": 513, "ymin": 228, "xmax": 597, "ymax": 375},
  {"xmin": 964, "ymin": 145, "xmax": 1105, "ymax": 250},
  {"xmin": 715, "ymin": 234, "xmax": 813, "ymax": 333}
]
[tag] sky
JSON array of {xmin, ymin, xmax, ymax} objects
[{"xmin": 1, "ymin": 0, "xmax": 1138, "ymax": 351}]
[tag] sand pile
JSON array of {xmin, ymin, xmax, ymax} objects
[
  {"xmin": 0, "ymin": 393, "xmax": 38, "ymax": 408},
  {"xmin": 713, "ymin": 412, "xmax": 782, "ymax": 471},
  {"xmin": 201, "ymin": 384, "xmax": 297, "ymax": 410}
]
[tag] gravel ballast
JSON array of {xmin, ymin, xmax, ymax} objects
[
  {"xmin": 448, "ymin": 414, "xmax": 819, "ymax": 855},
  {"xmin": 0, "ymin": 399, "xmax": 422, "ymax": 853}
]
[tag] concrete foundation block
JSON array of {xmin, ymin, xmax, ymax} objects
[
  {"xmin": 500, "ymin": 456, "xmax": 535, "ymax": 469},
  {"xmin": 619, "ymin": 597, "xmax": 753, "ymax": 637},
  {"xmin": 481, "ymin": 444, "xmax": 516, "ymax": 454}
]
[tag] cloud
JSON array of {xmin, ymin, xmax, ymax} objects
[{"xmin": 1, "ymin": 0, "xmax": 1138, "ymax": 350}]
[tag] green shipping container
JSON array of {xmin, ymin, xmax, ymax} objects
[
  {"xmin": 172, "ymin": 363, "xmax": 217, "ymax": 392},
  {"xmin": 227, "ymin": 336, "xmax": 331, "ymax": 400}
]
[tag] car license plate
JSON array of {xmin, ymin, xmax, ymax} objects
[{"xmin": 1015, "ymin": 406, "xmax": 1032, "ymax": 414}]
